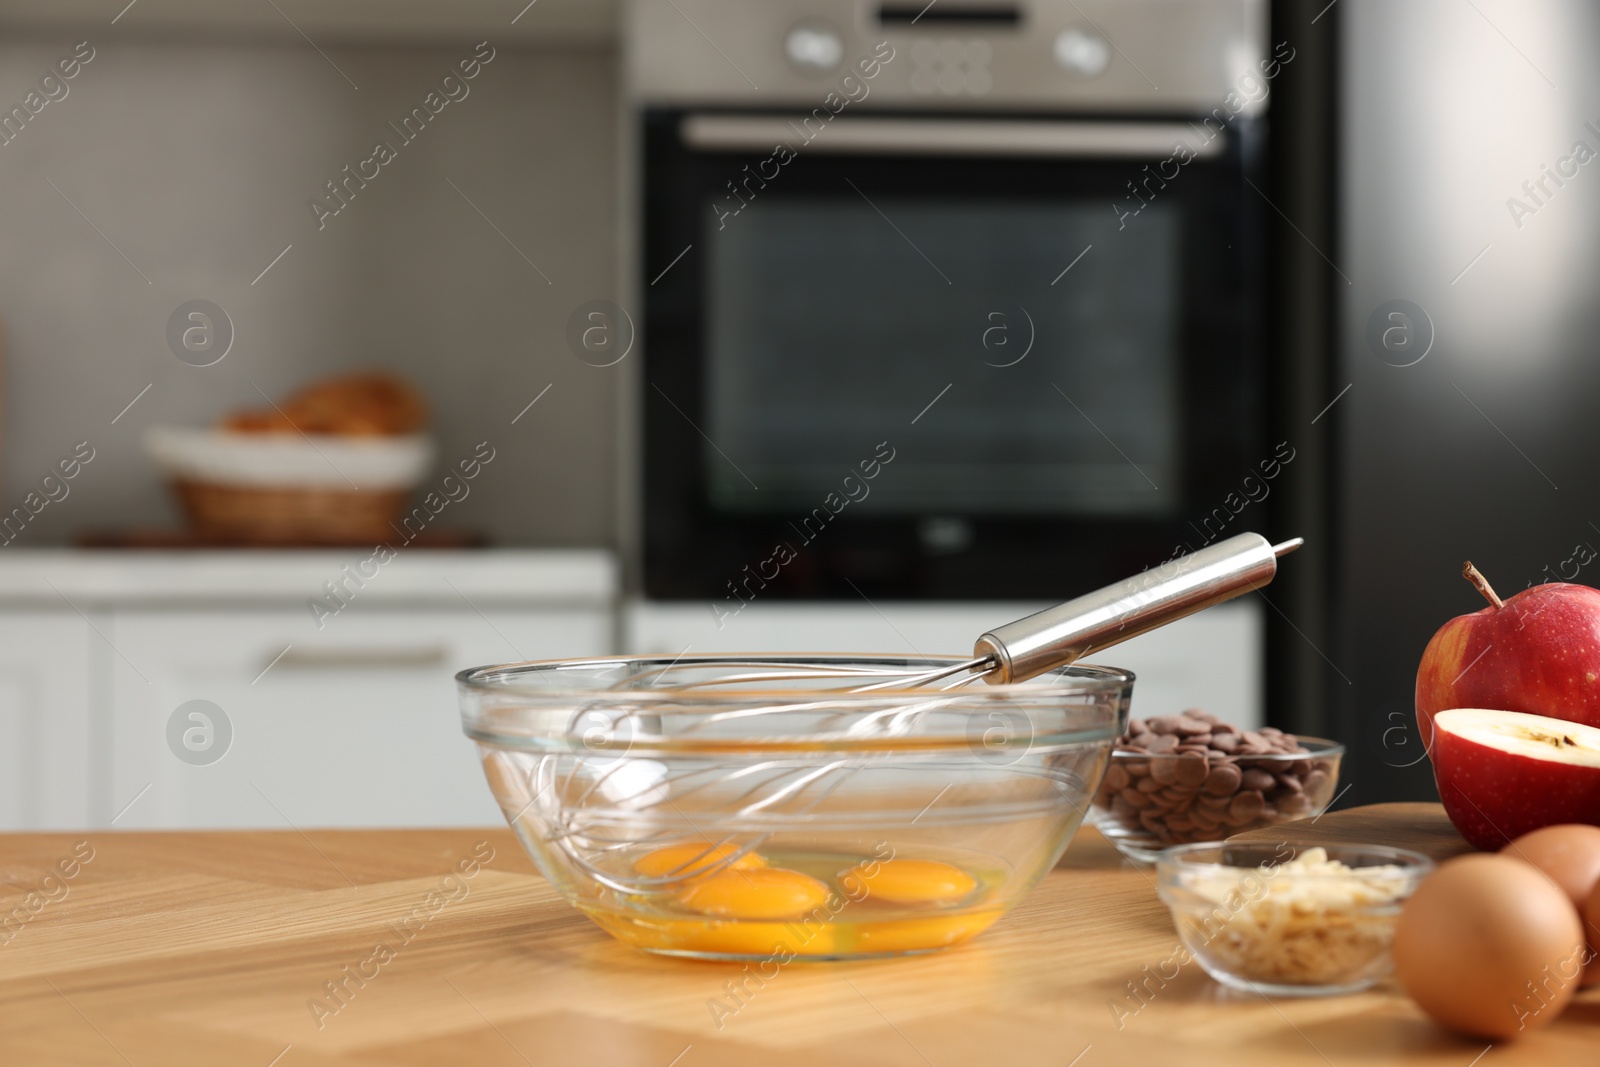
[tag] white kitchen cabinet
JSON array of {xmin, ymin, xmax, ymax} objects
[
  {"xmin": 0, "ymin": 549, "xmax": 617, "ymax": 830},
  {"xmin": 0, "ymin": 0, "xmax": 618, "ymax": 43},
  {"xmin": 106, "ymin": 607, "xmax": 609, "ymax": 830},
  {"xmin": 0, "ymin": 612, "xmax": 92, "ymax": 830}
]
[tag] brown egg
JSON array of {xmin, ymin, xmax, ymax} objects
[
  {"xmin": 1586, "ymin": 883, "xmax": 1600, "ymax": 991},
  {"xmin": 1394, "ymin": 854, "xmax": 1586, "ymax": 1039},
  {"xmin": 1503, "ymin": 824, "xmax": 1600, "ymax": 986}
]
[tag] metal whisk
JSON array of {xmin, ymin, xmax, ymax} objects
[
  {"xmin": 611, "ymin": 531, "xmax": 1302, "ymax": 695},
  {"xmin": 507, "ymin": 532, "xmax": 1303, "ymax": 894}
]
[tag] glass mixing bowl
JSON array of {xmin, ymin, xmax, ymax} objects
[
  {"xmin": 459, "ymin": 654, "xmax": 1132, "ymax": 961},
  {"xmin": 1157, "ymin": 842, "xmax": 1433, "ymax": 996}
]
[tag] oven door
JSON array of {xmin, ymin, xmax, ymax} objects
[{"xmin": 641, "ymin": 110, "xmax": 1266, "ymax": 601}]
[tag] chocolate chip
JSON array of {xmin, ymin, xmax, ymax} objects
[
  {"xmin": 1278, "ymin": 793, "xmax": 1312, "ymax": 815},
  {"xmin": 1137, "ymin": 775, "xmax": 1164, "ymax": 794},
  {"xmin": 1197, "ymin": 763, "xmax": 1237, "ymax": 796},
  {"xmin": 1146, "ymin": 716, "xmax": 1179, "ymax": 735},
  {"xmin": 1303, "ymin": 768, "xmax": 1329, "ymax": 796},
  {"xmin": 1241, "ymin": 769, "xmax": 1276, "ymax": 792},
  {"xmin": 1173, "ymin": 716, "xmax": 1210, "ymax": 736},
  {"xmin": 1121, "ymin": 787, "xmax": 1153, "ymax": 810},
  {"xmin": 1229, "ymin": 790, "xmax": 1265, "ymax": 822},
  {"xmin": 1146, "ymin": 735, "xmax": 1178, "ymax": 754},
  {"xmin": 1149, "ymin": 758, "xmax": 1179, "ymax": 785},
  {"xmin": 1174, "ymin": 752, "xmax": 1210, "ymax": 788},
  {"xmin": 1105, "ymin": 765, "xmax": 1131, "ymax": 791},
  {"xmin": 1211, "ymin": 732, "xmax": 1240, "ymax": 753}
]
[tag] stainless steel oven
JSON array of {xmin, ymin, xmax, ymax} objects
[{"xmin": 628, "ymin": 0, "xmax": 1276, "ymax": 603}]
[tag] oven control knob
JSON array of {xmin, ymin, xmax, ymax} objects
[
  {"xmin": 1054, "ymin": 27, "xmax": 1110, "ymax": 76},
  {"xmin": 785, "ymin": 23, "xmax": 844, "ymax": 73}
]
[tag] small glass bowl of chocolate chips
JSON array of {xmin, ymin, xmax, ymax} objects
[{"xmin": 1089, "ymin": 711, "xmax": 1344, "ymax": 865}]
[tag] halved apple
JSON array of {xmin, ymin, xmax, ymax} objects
[{"xmin": 1433, "ymin": 708, "xmax": 1600, "ymax": 850}]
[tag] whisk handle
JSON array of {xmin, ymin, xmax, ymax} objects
[{"xmin": 974, "ymin": 532, "xmax": 1300, "ymax": 684}]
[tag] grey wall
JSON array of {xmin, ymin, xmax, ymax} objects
[{"xmin": 0, "ymin": 36, "xmax": 620, "ymax": 546}]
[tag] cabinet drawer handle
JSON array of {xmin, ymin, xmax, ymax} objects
[{"xmin": 267, "ymin": 646, "xmax": 450, "ymax": 671}]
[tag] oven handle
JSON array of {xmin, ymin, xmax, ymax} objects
[{"xmin": 680, "ymin": 115, "xmax": 1226, "ymax": 159}]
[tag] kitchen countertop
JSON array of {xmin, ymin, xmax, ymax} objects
[
  {"xmin": 0, "ymin": 549, "xmax": 616, "ymax": 607},
  {"xmin": 2, "ymin": 824, "xmax": 1594, "ymax": 1065}
]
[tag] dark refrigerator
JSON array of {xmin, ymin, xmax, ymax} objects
[{"xmin": 1328, "ymin": 0, "xmax": 1600, "ymax": 802}]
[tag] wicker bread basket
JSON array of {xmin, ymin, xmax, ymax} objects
[
  {"xmin": 171, "ymin": 482, "xmax": 413, "ymax": 545},
  {"xmin": 145, "ymin": 428, "xmax": 436, "ymax": 546}
]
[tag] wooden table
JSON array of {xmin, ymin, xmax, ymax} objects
[{"xmin": 1, "ymin": 819, "xmax": 1594, "ymax": 1066}]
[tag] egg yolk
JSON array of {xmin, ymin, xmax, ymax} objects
[
  {"xmin": 678, "ymin": 866, "xmax": 831, "ymax": 920},
  {"xmin": 590, "ymin": 914, "xmax": 838, "ymax": 957},
  {"xmin": 633, "ymin": 842, "xmax": 765, "ymax": 880},
  {"xmin": 851, "ymin": 910, "xmax": 1003, "ymax": 953},
  {"xmin": 842, "ymin": 859, "xmax": 977, "ymax": 905}
]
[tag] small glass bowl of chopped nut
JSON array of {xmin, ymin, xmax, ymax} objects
[
  {"xmin": 1157, "ymin": 842, "xmax": 1434, "ymax": 996},
  {"xmin": 1088, "ymin": 712, "xmax": 1344, "ymax": 864}
]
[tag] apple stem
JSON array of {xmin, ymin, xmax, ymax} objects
[{"xmin": 1463, "ymin": 561, "xmax": 1505, "ymax": 609}]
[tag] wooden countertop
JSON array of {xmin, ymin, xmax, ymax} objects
[{"xmin": 1, "ymin": 822, "xmax": 1595, "ymax": 1066}]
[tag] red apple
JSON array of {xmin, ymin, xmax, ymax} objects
[
  {"xmin": 1415, "ymin": 562, "xmax": 1600, "ymax": 750},
  {"xmin": 1432, "ymin": 708, "xmax": 1600, "ymax": 850}
]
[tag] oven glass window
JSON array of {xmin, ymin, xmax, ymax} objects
[{"xmin": 705, "ymin": 197, "xmax": 1181, "ymax": 517}]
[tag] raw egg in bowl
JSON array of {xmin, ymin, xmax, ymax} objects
[{"xmin": 459, "ymin": 653, "xmax": 1131, "ymax": 960}]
